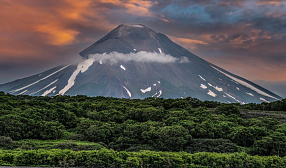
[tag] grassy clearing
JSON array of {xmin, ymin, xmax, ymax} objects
[
  {"xmin": 10, "ymin": 139, "xmax": 104, "ymax": 151},
  {"xmin": 241, "ymin": 110, "xmax": 286, "ymax": 123}
]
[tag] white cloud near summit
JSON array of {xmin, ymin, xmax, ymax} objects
[{"xmin": 88, "ymin": 51, "xmax": 189, "ymax": 64}]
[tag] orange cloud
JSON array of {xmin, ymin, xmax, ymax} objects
[
  {"xmin": 59, "ymin": 0, "xmax": 91, "ymax": 19},
  {"xmin": 172, "ymin": 37, "xmax": 208, "ymax": 45},
  {"xmin": 0, "ymin": 0, "xmax": 156, "ymax": 49},
  {"xmin": 0, "ymin": 0, "xmax": 115, "ymax": 63},
  {"xmin": 256, "ymin": 0, "xmax": 283, "ymax": 6},
  {"xmin": 33, "ymin": 0, "xmax": 95, "ymax": 45},
  {"xmin": 0, "ymin": 0, "xmax": 285, "ymax": 84},
  {"xmin": 168, "ymin": 35, "xmax": 209, "ymax": 51},
  {"xmin": 0, "ymin": 0, "xmax": 85, "ymax": 46},
  {"xmin": 0, "ymin": 0, "xmax": 159, "ymax": 64},
  {"xmin": 36, "ymin": 24, "xmax": 79, "ymax": 45},
  {"xmin": 97, "ymin": 0, "xmax": 155, "ymax": 17}
]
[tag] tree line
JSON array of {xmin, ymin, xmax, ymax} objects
[
  {"xmin": 0, "ymin": 91, "xmax": 286, "ymax": 158},
  {"xmin": 1, "ymin": 149, "xmax": 286, "ymax": 167}
]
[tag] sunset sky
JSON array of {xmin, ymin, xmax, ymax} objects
[{"xmin": 0, "ymin": 0, "xmax": 285, "ymax": 97}]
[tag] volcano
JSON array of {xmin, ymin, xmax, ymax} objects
[{"xmin": 0, "ymin": 24, "xmax": 282, "ymax": 103}]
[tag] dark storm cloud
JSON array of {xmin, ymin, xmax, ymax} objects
[
  {"xmin": 146, "ymin": 0, "xmax": 286, "ymax": 74},
  {"xmin": 153, "ymin": 0, "xmax": 286, "ymax": 33}
]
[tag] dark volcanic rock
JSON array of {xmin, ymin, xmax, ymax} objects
[{"xmin": 0, "ymin": 24, "xmax": 282, "ymax": 103}]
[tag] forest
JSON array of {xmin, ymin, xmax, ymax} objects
[{"xmin": 0, "ymin": 91, "xmax": 286, "ymax": 167}]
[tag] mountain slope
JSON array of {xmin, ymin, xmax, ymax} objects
[{"xmin": 0, "ymin": 24, "xmax": 282, "ymax": 103}]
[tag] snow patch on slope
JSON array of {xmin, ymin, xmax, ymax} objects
[
  {"xmin": 224, "ymin": 92, "xmax": 245, "ymax": 104},
  {"xmin": 200, "ymin": 84, "xmax": 207, "ymax": 89},
  {"xmin": 123, "ymin": 86, "xmax": 132, "ymax": 97},
  {"xmin": 10, "ymin": 65, "xmax": 69, "ymax": 94},
  {"xmin": 206, "ymin": 81, "xmax": 223, "ymax": 92},
  {"xmin": 158, "ymin": 48, "xmax": 162, "ymax": 54},
  {"xmin": 198, "ymin": 75, "xmax": 206, "ymax": 81},
  {"xmin": 30, "ymin": 79, "xmax": 58, "ymax": 95},
  {"xmin": 211, "ymin": 66, "xmax": 279, "ymax": 100},
  {"xmin": 152, "ymin": 92, "xmax": 158, "ymax": 97},
  {"xmin": 141, "ymin": 87, "xmax": 151, "ymax": 93},
  {"xmin": 152, "ymin": 90, "xmax": 163, "ymax": 98},
  {"xmin": 42, "ymin": 86, "xmax": 57, "ymax": 96},
  {"xmin": 120, "ymin": 65, "xmax": 126, "ymax": 71},
  {"xmin": 207, "ymin": 90, "xmax": 217, "ymax": 97},
  {"xmin": 157, "ymin": 90, "xmax": 162, "ymax": 97},
  {"xmin": 18, "ymin": 90, "xmax": 28, "ymax": 95},
  {"xmin": 260, "ymin": 98, "xmax": 270, "ymax": 103},
  {"xmin": 246, "ymin": 92, "xmax": 254, "ymax": 97},
  {"xmin": 214, "ymin": 86, "xmax": 223, "ymax": 92},
  {"xmin": 59, "ymin": 58, "xmax": 95, "ymax": 95},
  {"xmin": 232, "ymin": 80, "xmax": 239, "ymax": 84}
]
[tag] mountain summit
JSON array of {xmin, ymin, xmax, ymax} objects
[
  {"xmin": 80, "ymin": 24, "xmax": 159, "ymax": 57},
  {"xmin": 80, "ymin": 24, "xmax": 194, "ymax": 59},
  {"xmin": 0, "ymin": 24, "xmax": 282, "ymax": 103}
]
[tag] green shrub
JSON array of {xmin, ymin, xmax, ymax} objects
[
  {"xmin": 230, "ymin": 127, "xmax": 255, "ymax": 147},
  {"xmin": 187, "ymin": 139, "xmax": 238, "ymax": 153},
  {"xmin": 0, "ymin": 136, "xmax": 13, "ymax": 149},
  {"xmin": 1, "ymin": 149, "xmax": 286, "ymax": 167},
  {"xmin": 65, "ymin": 134, "xmax": 84, "ymax": 141},
  {"xmin": 215, "ymin": 104, "xmax": 240, "ymax": 116}
]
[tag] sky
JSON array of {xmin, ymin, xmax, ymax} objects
[{"xmin": 0, "ymin": 0, "xmax": 285, "ymax": 97}]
